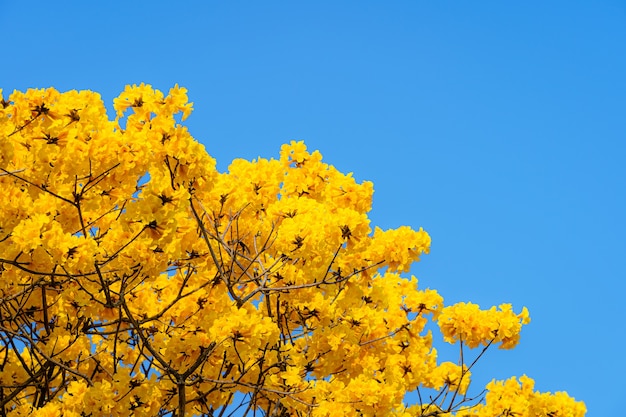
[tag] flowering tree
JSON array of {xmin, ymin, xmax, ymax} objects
[{"xmin": 0, "ymin": 85, "xmax": 585, "ymax": 417}]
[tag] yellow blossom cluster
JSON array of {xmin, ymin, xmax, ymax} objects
[
  {"xmin": 0, "ymin": 85, "xmax": 585, "ymax": 417},
  {"xmin": 438, "ymin": 302, "xmax": 531, "ymax": 349},
  {"xmin": 455, "ymin": 376, "xmax": 587, "ymax": 417}
]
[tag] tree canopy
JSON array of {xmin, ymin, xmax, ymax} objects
[{"xmin": 0, "ymin": 85, "xmax": 585, "ymax": 417}]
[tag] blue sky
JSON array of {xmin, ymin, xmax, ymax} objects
[{"xmin": 2, "ymin": 1, "xmax": 624, "ymax": 414}]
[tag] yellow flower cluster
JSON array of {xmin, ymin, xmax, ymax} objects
[
  {"xmin": 456, "ymin": 376, "xmax": 587, "ymax": 417},
  {"xmin": 438, "ymin": 302, "xmax": 531, "ymax": 349},
  {"xmin": 0, "ymin": 85, "xmax": 585, "ymax": 417}
]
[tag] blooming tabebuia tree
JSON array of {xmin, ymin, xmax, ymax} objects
[{"xmin": 0, "ymin": 85, "xmax": 585, "ymax": 417}]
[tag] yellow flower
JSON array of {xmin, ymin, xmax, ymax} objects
[
  {"xmin": 438, "ymin": 302, "xmax": 531, "ymax": 349},
  {"xmin": 30, "ymin": 402, "xmax": 62, "ymax": 417}
]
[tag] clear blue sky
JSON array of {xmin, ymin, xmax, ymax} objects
[{"xmin": 2, "ymin": 1, "xmax": 624, "ymax": 414}]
